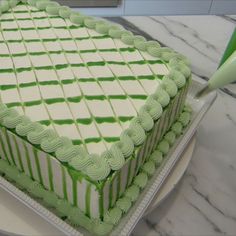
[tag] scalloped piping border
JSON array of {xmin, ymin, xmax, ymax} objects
[
  {"xmin": 0, "ymin": 107, "xmax": 192, "ymax": 235},
  {"xmin": 0, "ymin": 0, "xmax": 192, "ymax": 181}
]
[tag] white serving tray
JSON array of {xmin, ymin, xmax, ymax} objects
[{"xmin": 0, "ymin": 76, "xmax": 217, "ymax": 236}]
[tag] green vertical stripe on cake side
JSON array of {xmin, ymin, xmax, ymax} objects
[
  {"xmin": 109, "ymin": 179, "xmax": 113, "ymax": 209},
  {"xmin": 72, "ymin": 178, "xmax": 78, "ymax": 206},
  {"xmin": 99, "ymin": 186, "xmax": 104, "ymax": 219},
  {"xmin": 3, "ymin": 128, "xmax": 16, "ymax": 166},
  {"xmin": 126, "ymin": 158, "xmax": 133, "ymax": 189},
  {"xmin": 116, "ymin": 171, "xmax": 121, "ymax": 199},
  {"xmin": 23, "ymin": 142, "xmax": 34, "ymax": 179},
  {"xmin": 46, "ymin": 156, "xmax": 54, "ymax": 191},
  {"xmin": 85, "ymin": 184, "xmax": 91, "ymax": 217},
  {"xmin": 0, "ymin": 129, "xmax": 11, "ymax": 164},
  {"xmin": 61, "ymin": 166, "xmax": 68, "ymax": 201},
  {"xmin": 33, "ymin": 149, "xmax": 44, "ymax": 187},
  {"xmin": 12, "ymin": 135, "xmax": 24, "ymax": 172}
]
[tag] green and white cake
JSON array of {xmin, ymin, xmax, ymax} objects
[{"xmin": 0, "ymin": 0, "xmax": 192, "ymax": 234}]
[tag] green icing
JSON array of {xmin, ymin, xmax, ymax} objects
[
  {"xmin": 45, "ymin": 1, "xmax": 60, "ymax": 15},
  {"xmin": 56, "ymin": 199, "xmax": 73, "ymax": 215},
  {"xmin": 171, "ymin": 122, "xmax": 183, "ymax": 136},
  {"xmin": 102, "ymin": 145, "xmax": 125, "ymax": 171},
  {"xmin": 43, "ymin": 191, "xmax": 58, "ymax": 208},
  {"xmin": 104, "ymin": 207, "xmax": 122, "ymax": 225},
  {"xmin": 124, "ymin": 185, "xmax": 139, "ymax": 202},
  {"xmin": 28, "ymin": 181, "xmax": 45, "ymax": 198},
  {"xmin": 58, "ymin": 6, "xmax": 71, "ymax": 18},
  {"xmin": 85, "ymin": 155, "xmax": 111, "ymax": 181},
  {"xmin": 141, "ymin": 161, "xmax": 155, "ymax": 177},
  {"xmin": 115, "ymin": 196, "xmax": 131, "ymax": 213},
  {"xmin": 151, "ymin": 87, "xmax": 170, "ymax": 108},
  {"xmin": 5, "ymin": 164, "xmax": 19, "ymax": 179},
  {"xmin": 85, "ymin": 184, "xmax": 91, "ymax": 217},
  {"xmin": 157, "ymin": 140, "xmax": 170, "ymax": 155},
  {"xmin": 179, "ymin": 112, "xmax": 191, "ymax": 127},
  {"xmin": 161, "ymin": 77, "xmax": 178, "ymax": 98},
  {"xmin": 133, "ymin": 172, "xmax": 148, "ymax": 189},
  {"xmin": 164, "ymin": 131, "xmax": 176, "ymax": 146}
]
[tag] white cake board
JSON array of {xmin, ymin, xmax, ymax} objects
[{"xmin": 0, "ymin": 135, "xmax": 196, "ymax": 236}]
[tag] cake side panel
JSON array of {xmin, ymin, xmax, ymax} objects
[
  {"xmin": 101, "ymin": 80, "xmax": 190, "ymax": 213},
  {"xmin": 0, "ymin": 127, "xmax": 101, "ymax": 218}
]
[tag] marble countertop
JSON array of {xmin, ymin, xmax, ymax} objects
[
  {"xmin": 110, "ymin": 15, "xmax": 236, "ymax": 236},
  {"xmin": 0, "ymin": 15, "xmax": 235, "ymax": 236}
]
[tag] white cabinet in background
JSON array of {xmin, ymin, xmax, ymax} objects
[{"xmin": 73, "ymin": 0, "xmax": 236, "ymax": 16}]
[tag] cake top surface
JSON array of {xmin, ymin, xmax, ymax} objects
[{"xmin": 0, "ymin": 0, "xmax": 191, "ymax": 182}]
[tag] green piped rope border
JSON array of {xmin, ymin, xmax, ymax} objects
[
  {"xmin": 0, "ymin": 107, "xmax": 192, "ymax": 235},
  {"xmin": 0, "ymin": 0, "xmax": 191, "ymax": 182}
]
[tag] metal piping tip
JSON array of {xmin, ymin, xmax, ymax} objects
[{"xmin": 195, "ymin": 85, "xmax": 212, "ymax": 99}]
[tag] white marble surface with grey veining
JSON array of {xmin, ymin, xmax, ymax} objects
[{"xmin": 108, "ymin": 15, "xmax": 236, "ymax": 236}]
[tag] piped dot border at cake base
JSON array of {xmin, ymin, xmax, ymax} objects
[
  {"xmin": 0, "ymin": 107, "xmax": 192, "ymax": 235},
  {"xmin": 0, "ymin": 0, "xmax": 192, "ymax": 182}
]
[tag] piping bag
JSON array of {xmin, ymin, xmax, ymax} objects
[{"xmin": 196, "ymin": 50, "xmax": 236, "ymax": 98}]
